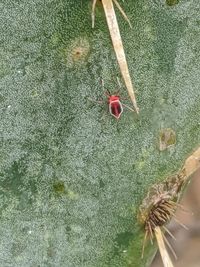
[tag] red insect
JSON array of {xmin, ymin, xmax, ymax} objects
[
  {"xmin": 104, "ymin": 90, "xmax": 123, "ymax": 119},
  {"xmin": 89, "ymin": 79, "xmax": 134, "ymax": 119}
]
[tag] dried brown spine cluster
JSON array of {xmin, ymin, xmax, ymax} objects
[
  {"xmin": 145, "ymin": 199, "xmax": 176, "ymax": 235},
  {"xmin": 138, "ymin": 170, "xmax": 188, "ymax": 266}
]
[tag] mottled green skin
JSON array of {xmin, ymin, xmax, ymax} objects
[
  {"xmin": 166, "ymin": 0, "xmax": 179, "ymax": 6},
  {"xmin": 0, "ymin": 0, "xmax": 200, "ymax": 266}
]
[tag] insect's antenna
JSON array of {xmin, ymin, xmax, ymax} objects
[
  {"xmin": 100, "ymin": 79, "xmax": 111, "ymax": 96},
  {"xmin": 100, "ymin": 78, "xmax": 105, "ymax": 89},
  {"xmin": 111, "ymin": 76, "xmax": 121, "ymax": 95},
  {"xmin": 92, "ymin": 0, "xmax": 97, "ymax": 28},
  {"xmin": 112, "ymin": 0, "xmax": 132, "ymax": 28},
  {"xmin": 122, "ymin": 103, "xmax": 134, "ymax": 112},
  {"xmin": 154, "ymin": 226, "xmax": 174, "ymax": 267},
  {"xmin": 116, "ymin": 76, "xmax": 122, "ymax": 89}
]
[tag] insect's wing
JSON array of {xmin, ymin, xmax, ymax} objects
[{"xmin": 109, "ymin": 100, "xmax": 123, "ymax": 119}]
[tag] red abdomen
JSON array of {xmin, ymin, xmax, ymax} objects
[{"xmin": 108, "ymin": 95, "xmax": 123, "ymax": 119}]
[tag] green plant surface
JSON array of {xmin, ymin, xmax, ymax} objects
[{"xmin": 0, "ymin": 0, "xmax": 200, "ymax": 266}]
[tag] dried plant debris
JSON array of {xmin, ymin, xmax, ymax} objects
[
  {"xmin": 92, "ymin": 0, "xmax": 139, "ymax": 113},
  {"xmin": 154, "ymin": 226, "xmax": 174, "ymax": 267},
  {"xmin": 92, "ymin": 0, "xmax": 132, "ymax": 28},
  {"xmin": 138, "ymin": 172, "xmax": 187, "ymax": 267},
  {"xmin": 138, "ymin": 147, "xmax": 200, "ymax": 266},
  {"xmin": 159, "ymin": 128, "xmax": 176, "ymax": 151},
  {"xmin": 183, "ymin": 146, "xmax": 200, "ymax": 177}
]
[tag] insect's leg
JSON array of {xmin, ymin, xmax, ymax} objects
[
  {"xmin": 122, "ymin": 103, "xmax": 135, "ymax": 112},
  {"xmin": 113, "ymin": 0, "xmax": 132, "ymax": 28},
  {"xmin": 100, "ymin": 78, "xmax": 105, "ymax": 89},
  {"xmin": 116, "ymin": 77, "xmax": 127, "ymax": 99},
  {"xmin": 92, "ymin": 0, "xmax": 97, "ymax": 28},
  {"xmin": 88, "ymin": 97, "xmax": 104, "ymax": 104},
  {"xmin": 103, "ymin": 90, "xmax": 110, "ymax": 97},
  {"xmin": 100, "ymin": 78, "xmax": 111, "ymax": 97},
  {"xmin": 100, "ymin": 110, "xmax": 108, "ymax": 122},
  {"xmin": 116, "ymin": 76, "xmax": 121, "ymax": 88},
  {"xmin": 115, "ymin": 77, "xmax": 130, "ymax": 96},
  {"xmin": 110, "ymin": 76, "xmax": 121, "ymax": 95}
]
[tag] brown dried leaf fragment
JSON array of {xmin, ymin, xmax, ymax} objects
[
  {"xmin": 183, "ymin": 146, "xmax": 200, "ymax": 177},
  {"xmin": 154, "ymin": 227, "xmax": 174, "ymax": 267},
  {"xmin": 138, "ymin": 146, "xmax": 200, "ymax": 265},
  {"xmin": 112, "ymin": 0, "xmax": 132, "ymax": 28},
  {"xmin": 139, "ymin": 182, "xmax": 177, "ymax": 266},
  {"xmin": 139, "ymin": 180, "xmax": 180, "ymax": 267},
  {"xmin": 159, "ymin": 128, "xmax": 176, "ymax": 151},
  {"xmin": 92, "ymin": 0, "xmax": 139, "ymax": 113}
]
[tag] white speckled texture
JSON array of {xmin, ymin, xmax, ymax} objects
[{"xmin": 0, "ymin": 0, "xmax": 200, "ymax": 266}]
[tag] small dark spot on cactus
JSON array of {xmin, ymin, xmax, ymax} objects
[
  {"xmin": 75, "ymin": 50, "xmax": 80, "ymax": 55},
  {"xmin": 47, "ymin": 247, "xmax": 56, "ymax": 258},
  {"xmin": 99, "ymin": 178, "xmax": 105, "ymax": 188},
  {"xmin": 166, "ymin": 0, "xmax": 179, "ymax": 6},
  {"xmin": 72, "ymin": 47, "xmax": 85, "ymax": 61},
  {"xmin": 66, "ymin": 225, "xmax": 71, "ymax": 233},
  {"xmin": 53, "ymin": 180, "xmax": 65, "ymax": 194},
  {"xmin": 66, "ymin": 38, "xmax": 90, "ymax": 68},
  {"xmin": 53, "ymin": 181, "xmax": 78, "ymax": 199},
  {"xmin": 159, "ymin": 128, "xmax": 176, "ymax": 151}
]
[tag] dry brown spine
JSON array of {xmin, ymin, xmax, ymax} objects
[
  {"xmin": 154, "ymin": 227, "xmax": 174, "ymax": 267},
  {"xmin": 139, "ymin": 146, "xmax": 200, "ymax": 265},
  {"xmin": 91, "ymin": 0, "xmax": 139, "ymax": 113}
]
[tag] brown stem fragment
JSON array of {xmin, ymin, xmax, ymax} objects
[
  {"xmin": 155, "ymin": 227, "xmax": 174, "ymax": 267},
  {"xmin": 139, "ymin": 146, "xmax": 200, "ymax": 265},
  {"xmin": 92, "ymin": 0, "xmax": 139, "ymax": 113}
]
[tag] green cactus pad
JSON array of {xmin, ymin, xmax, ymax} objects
[{"xmin": 1, "ymin": 0, "xmax": 200, "ymax": 266}]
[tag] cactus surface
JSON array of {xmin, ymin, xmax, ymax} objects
[{"xmin": 1, "ymin": 0, "xmax": 200, "ymax": 266}]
